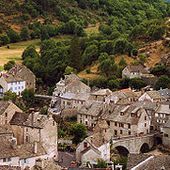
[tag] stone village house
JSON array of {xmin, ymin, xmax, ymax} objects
[
  {"xmin": 0, "ymin": 101, "xmax": 22, "ymax": 125},
  {"xmin": 8, "ymin": 65, "xmax": 36, "ymax": 91},
  {"xmin": 10, "ymin": 111, "xmax": 58, "ymax": 158},
  {"xmin": 122, "ymin": 64, "xmax": 149, "ymax": 79},
  {"xmin": 0, "ymin": 74, "xmax": 25, "ymax": 96},
  {"xmin": 102, "ymin": 103, "xmax": 151, "ymax": 137},
  {"xmin": 0, "ymin": 64, "xmax": 36, "ymax": 96},
  {"xmin": 50, "ymin": 73, "xmax": 91, "ymax": 112},
  {"xmin": 0, "ymin": 136, "xmax": 48, "ymax": 170},
  {"xmin": 76, "ymin": 120, "xmax": 111, "ymax": 166}
]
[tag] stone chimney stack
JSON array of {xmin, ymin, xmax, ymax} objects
[
  {"xmin": 29, "ymin": 108, "xmax": 35, "ymax": 126},
  {"xmin": 33, "ymin": 141, "xmax": 38, "ymax": 154},
  {"xmin": 10, "ymin": 137, "xmax": 17, "ymax": 149}
]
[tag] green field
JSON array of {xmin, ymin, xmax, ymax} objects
[
  {"xmin": 0, "ymin": 35, "xmax": 73, "ymax": 69},
  {"xmin": 0, "ymin": 39, "xmax": 40, "ymax": 67}
]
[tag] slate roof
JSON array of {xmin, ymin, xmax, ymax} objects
[
  {"xmin": 102, "ymin": 103, "xmax": 146, "ymax": 125},
  {"xmin": 163, "ymin": 119, "xmax": 170, "ymax": 128},
  {"xmin": 0, "ymin": 137, "xmax": 46, "ymax": 159},
  {"xmin": 0, "ymin": 101, "xmax": 10, "ymax": 115},
  {"xmin": 65, "ymin": 73, "xmax": 80, "ymax": 84},
  {"xmin": 86, "ymin": 131, "xmax": 109, "ymax": 148},
  {"xmin": 78, "ymin": 102, "xmax": 104, "ymax": 116},
  {"xmin": 8, "ymin": 64, "xmax": 35, "ymax": 77},
  {"xmin": 146, "ymin": 91, "xmax": 162, "ymax": 100},
  {"xmin": 127, "ymin": 154, "xmax": 170, "ymax": 170},
  {"xmin": 60, "ymin": 92, "xmax": 89, "ymax": 101},
  {"xmin": 126, "ymin": 64, "xmax": 148, "ymax": 74},
  {"xmin": 0, "ymin": 165, "xmax": 21, "ymax": 170},
  {"xmin": 91, "ymin": 89, "xmax": 112, "ymax": 96},
  {"xmin": 1, "ymin": 74, "xmax": 23, "ymax": 83},
  {"xmin": 10, "ymin": 112, "xmax": 45, "ymax": 129},
  {"xmin": 17, "ymin": 143, "xmax": 46, "ymax": 159},
  {"xmin": 127, "ymin": 154, "xmax": 151, "ymax": 170},
  {"xmin": 156, "ymin": 104, "xmax": 170, "ymax": 114},
  {"xmin": 0, "ymin": 124, "xmax": 13, "ymax": 135},
  {"xmin": 158, "ymin": 88, "xmax": 170, "ymax": 99}
]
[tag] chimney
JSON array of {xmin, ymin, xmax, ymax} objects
[
  {"xmin": 35, "ymin": 159, "xmax": 44, "ymax": 169},
  {"xmin": 29, "ymin": 108, "xmax": 35, "ymax": 126},
  {"xmin": 33, "ymin": 141, "xmax": 38, "ymax": 154},
  {"xmin": 10, "ymin": 137, "xmax": 17, "ymax": 149}
]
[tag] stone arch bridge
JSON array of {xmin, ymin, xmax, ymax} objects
[{"xmin": 111, "ymin": 134, "xmax": 155, "ymax": 155}]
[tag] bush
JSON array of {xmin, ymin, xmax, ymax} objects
[
  {"xmin": 6, "ymin": 29, "xmax": 21, "ymax": 43},
  {"xmin": 0, "ymin": 34, "xmax": 10, "ymax": 45},
  {"xmin": 129, "ymin": 78, "xmax": 146, "ymax": 90},
  {"xmin": 4, "ymin": 60, "xmax": 15, "ymax": 71}
]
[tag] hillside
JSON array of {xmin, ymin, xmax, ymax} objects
[{"xmin": 0, "ymin": 0, "xmax": 170, "ymax": 89}]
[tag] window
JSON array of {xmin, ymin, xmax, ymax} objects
[
  {"xmin": 128, "ymin": 131, "xmax": 131, "ymax": 135},
  {"xmin": 119, "ymin": 123, "xmax": 124, "ymax": 128},
  {"xmin": 114, "ymin": 130, "xmax": 117, "ymax": 136},
  {"xmin": 128, "ymin": 123, "xmax": 131, "ymax": 129},
  {"xmin": 3, "ymin": 158, "xmax": 11, "ymax": 162},
  {"xmin": 86, "ymin": 115, "xmax": 88, "ymax": 118},
  {"xmin": 107, "ymin": 121, "xmax": 110, "ymax": 126},
  {"xmin": 26, "ymin": 128, "xmax": 28, "ymax": 132},
  {"xmin": 115, "ymin": 122, "xmax": 117, "ymax": 126},
  {"xmin": 120, "ymin": 112, "xmax": 124, "ymax": 116},
  {"xmin": 164, "ymin": 133, "xmax": 169, "ymax": 137},
  {"xmin": 26, "ymin": 136, "xmax": 29, "ymax": 142},
  {"xmin": 144, "ymin": 116, "xmax": 147, "ymax": 120},
  {"xmin": 24, "ymin": 159, "xmax": 27, "ymax": 163},
  {"xmin": 144, "ymin": 123, "xmax": 147, "ymax": 127},
  {"xmin": 120, "ymin": 130, "xmax": 123, "ymax": 134},
  {"xmin": 5, "ymin": 112, "xmax": 7, "ymax": 117},
  {"xmin": 84, "ymin": 142, "xmax": 88, "ymax": 148},
  {"xmin": 53, "ymin": 121, "xmax": 55, "ymax": 126}
]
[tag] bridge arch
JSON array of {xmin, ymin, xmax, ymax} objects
[
  {"xmin": 115, "ymin": 145, "xmax": 129, "ymax": 156},
  {"xmin": 140, "ymin": 143, "xmax": 150, "ymax": 153}
]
